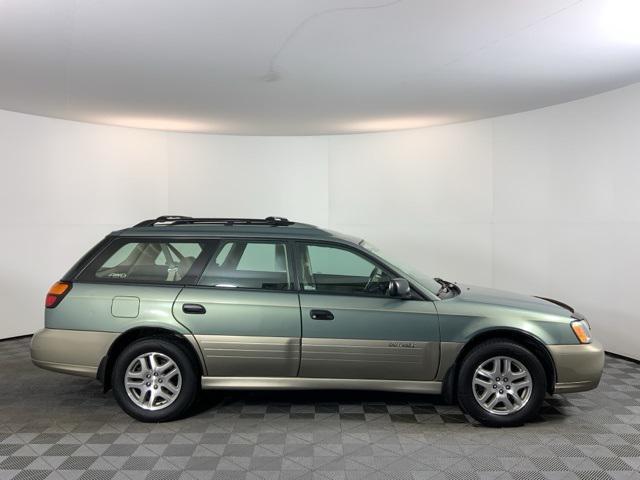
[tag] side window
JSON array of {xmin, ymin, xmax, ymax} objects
[
  {"xmin": 199, "ymin": 241, "xmax": 291, "ymax": 290},
  {"xmin": 82, "ymin": 241, "xmax": 205, "ymax": 283},
  {"xmin": 214, "ymin": 242, "xmax": 233, "ymax": 266},
  {"xmin": 100, "ymin": 243, "xmax": 137, "ymax": 269},
  {"xmin": 299, "ymin": 244, "xmax": 391, "ymax": 296}
]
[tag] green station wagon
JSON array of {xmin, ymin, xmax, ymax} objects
[{"xmin": 31, "ymin": 216, "xmax": 604, "ymax": 426}]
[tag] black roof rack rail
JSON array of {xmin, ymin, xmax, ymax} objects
[
  {"xmin": 133, "ymin": 216, "xmax": 192, "ymax": 227},
  {"xmin": 133, "ymin": 216, "xmax": 294, "ymax": 227}
]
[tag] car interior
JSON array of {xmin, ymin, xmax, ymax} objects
[
  {"xmin": 198, "ymin": 241, "xmax": 291, "ymax": 290},
  {"xmin": 94, "ymin": 242, "xmax": 203, "ymax": 282}
]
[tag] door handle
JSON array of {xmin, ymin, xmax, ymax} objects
[
  {"xmin": 182, "ymin": 303, "xmax": 206, "ymax": 314},
  {"xmin": 310, "ymin": 309, "xmax": 334, "ymax": 320}
]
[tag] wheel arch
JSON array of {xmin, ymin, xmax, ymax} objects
[
  {"xmin": 442, "ymin": 328, "xmax": 557, "ymax": 401},
  {"xmin": 97, "ymin": 327, "xmax": 205, "ymax": 392}
]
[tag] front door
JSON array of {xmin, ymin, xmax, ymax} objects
[
  {"xmin": 296, "ymin": 242, "xmax": 440, "ymax": 381},
  {"xmin": 174, "ymin": 239, "xmax": 301, "ymax": 377}
]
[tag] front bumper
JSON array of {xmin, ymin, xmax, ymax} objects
[
  {"xmin": 548, "ymin": 340, "xmax": 605, "ymax": 393},
  {"xmin": 31, "ymin": 328, "xmax": 118, "ymax": 378}
]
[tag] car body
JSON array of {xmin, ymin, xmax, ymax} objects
[{"xmin": 31, "ymin": 216, "xmax": 604, "ymax": 426}]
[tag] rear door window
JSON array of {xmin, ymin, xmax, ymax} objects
[
  {"xmin": 80, "ymin": 240, "xmax": 207, "ymax": 284},
  {"xmin": 199, "ymin": 240, "xmax": 292, "ymax": 290}
]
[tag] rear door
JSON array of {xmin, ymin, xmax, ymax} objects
[{"xmin": 173, "ymin": 239, "xmax": 301, "ymax": 377}]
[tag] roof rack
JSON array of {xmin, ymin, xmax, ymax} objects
[{"xmin": 133, "ymin": 216, "xmax": 294, "ymax": 227}]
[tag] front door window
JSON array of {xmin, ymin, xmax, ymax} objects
[{"xmin": 299, "ymin": 243, "xmax": 391, "ymax": 296}]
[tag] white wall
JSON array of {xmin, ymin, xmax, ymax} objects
[
  {"xmin": 1, "ymin": 82, "xmax": 639, "ymax": 360},
  {"xmin": 328, "ymin": 83, "xmax": 640, "ymax": 361},
  {"xmin": 0, "ymin": 110, "xmax": 168, "ymax": 339},
  {"xmin": 328, "ymin": 120, "xmax": 494, "ymax": 287},
  {"xmin": 166, "ymin": 134, "xmax": 328, "ymax": 225},
  {"xmin": 491, "ymin": 84, "xmax": 640, "ymax": 362},
  {"xmin": 0, "ymin": 111, "xmax": 328, "ymax": 339}
]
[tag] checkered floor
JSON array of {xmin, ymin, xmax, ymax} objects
[{"xmin": 0, "ymin": 337, "xmax": 639, "ymax": 480}]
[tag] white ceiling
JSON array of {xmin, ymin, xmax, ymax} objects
[{"xmin": 1, "ymin": 0, "xmax": 639, "ymax": 135}]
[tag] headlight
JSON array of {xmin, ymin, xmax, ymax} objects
[{"xmin": 571, "ymin": 319, "xmax": 592, "ymax": 344}]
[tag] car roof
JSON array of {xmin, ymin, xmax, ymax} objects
[{"xmin": 112, "ymin": 217, "xmax": 361, "ymax": 244}]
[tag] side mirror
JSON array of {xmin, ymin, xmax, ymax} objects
[{"xmin": 388, "ymin": 278, "xmax": 411, "ymax": 298}]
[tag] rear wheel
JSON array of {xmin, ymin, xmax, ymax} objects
[
  {"xmin": 112, "ymin": 338, "xmax": 199, "ymax": 422},
  {"xmin": 457, "ymin": 339, "xmax": 546, "ymax": 427}
]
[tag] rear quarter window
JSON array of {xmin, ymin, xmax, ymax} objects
[{"xmin": 78, "ymin": 239, "xmax": 209, "ymax": 284}]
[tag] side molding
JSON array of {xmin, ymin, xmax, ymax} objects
[{"xmin": 201, "ymin": 376, "xmax": 443, "ymax": 394}]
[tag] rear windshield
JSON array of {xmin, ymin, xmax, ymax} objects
[{"xmin": 79, "ymin": 239, "xmax": 208, "ymax": 284}]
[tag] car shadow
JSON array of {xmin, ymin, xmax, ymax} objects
[
  {"xmin": 188, "ymin": 389, "xmax": 575, "ymax": 428},
  {"xmin": 194, "ymin": 389, "xmax": 450, "ymax": 409}
]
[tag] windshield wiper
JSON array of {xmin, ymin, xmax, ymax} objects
[{"xmin": 434, "ymin": 277, "xmax": 460, "ymax": 297}]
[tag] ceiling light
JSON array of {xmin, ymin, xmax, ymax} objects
[
  {"xmin": 343, "ymin": 116, "xmax": 453, "ymax": 133},
  {"xmin": 95, "ymin": 115, "xmax": 215, "ymax": 133},
  {"xmin": 600, "ymin": 0, "xmax": 640, "ymax": 45}
]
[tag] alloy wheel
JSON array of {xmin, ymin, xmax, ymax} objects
[
  {"xmin": 472, "ymin": 356, "xmax": 532, "ymax": 415},
  {"xmin": 124, "ymin": 352, "xmax": 182, "ymax": 411}
]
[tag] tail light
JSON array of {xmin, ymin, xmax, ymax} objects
[{"xmin": 45, "ymin": 281, "xmax": 72, "ymax": 308}]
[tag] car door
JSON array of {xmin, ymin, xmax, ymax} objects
[
  {"xmin": 296, "ymin": 242, "xmax": 440, "ymax": 381},
  {"xmin": 173, "ymin": 239, "xmax": 301, "ymax": 377}
]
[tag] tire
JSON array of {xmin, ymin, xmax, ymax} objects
[
  {"xmin": 457, "ymin": 339, "xmax": 547, "ymax": 427},
  {"xmin": 111, "ymin": 337, "xmax": 199, "ymax": 422}
]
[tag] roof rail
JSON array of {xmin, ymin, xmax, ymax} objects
[{"xmin": 133, "ymin": 216, "xmax": 294, "ymax": 227}]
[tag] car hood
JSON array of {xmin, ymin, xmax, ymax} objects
[{"xmin": 452, "ymin": 284, "xmax": 574, "ymax": 318}]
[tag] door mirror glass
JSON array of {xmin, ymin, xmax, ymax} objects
[{"xmin": 388, "ymin": 278, "xmax": 411, "ymax": 298}]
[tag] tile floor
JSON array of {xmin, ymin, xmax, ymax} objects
[{"xmin": 1, "ymin": 337, "xmax": 639, "ymax": 480}]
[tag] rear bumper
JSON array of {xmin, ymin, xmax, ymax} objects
[
  {"xmin": 30, "ymin": 328, "xmax": 118, "ymax": 378},
  {"xmin": 548, "ymin": 341, "xmax": 605, "ymax": 393}
]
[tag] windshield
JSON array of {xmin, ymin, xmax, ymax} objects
[{"xmin": 359, "ymin": 240, "xmax": 442, "ymax": 295}]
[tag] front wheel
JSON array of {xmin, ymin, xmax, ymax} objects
[
  {"xmin": 111, "ymin": 338, "xmax": 199, "ymax": 422},
  {"xmin": 457, "ymin": 339, "xmax": 547, "ymax": 427}
]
